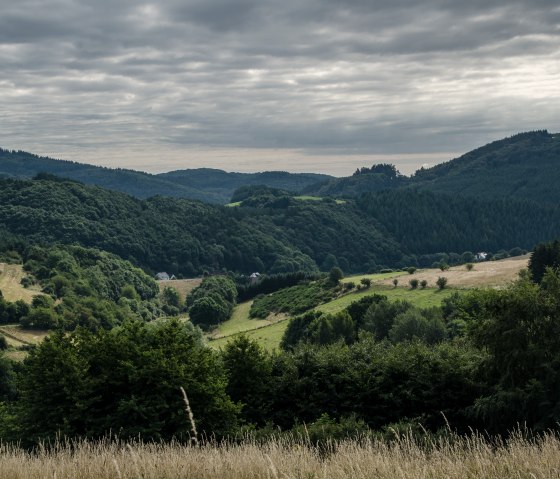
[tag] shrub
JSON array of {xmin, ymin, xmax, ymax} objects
[
  {"xmin": 420, "ymin": 280, "xmax": 428, "ymax": 289},
  {"xmin": 328, "ymin": 267, "xmax": 344, "ymax": 285},
  {"xmin": 406, "ymin": 267, "xmax": 417, "ymax": 275},
  {"xmin": 436, "ymin": 277, "xmax": 448, "ymax": 290},
  {"xmin": 392, "ymin": 278, "xmax": 399, "ymax": 288},
  {"xmin": 465, "ymin": 263, "xmax": 474, "ymax": 271},
  {"xmin": 360, "ymin": 278, "xmax": 372, "ymax": 288},
  {"xmin": 409, "ymin": 279, "xmax": 419, "ymax": 289},
  {"xmin": 439, "ymin": 263, "xmax": 450, "ymax": 271}
]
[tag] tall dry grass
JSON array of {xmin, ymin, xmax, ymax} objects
[{"xmin": 1, "ymin": 431, "xmax": 560, "ymax": 478}]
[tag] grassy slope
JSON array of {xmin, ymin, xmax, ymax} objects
[
  {"xmin": 0, "ymin": 263, "xmax": 42, "ymax": 303},
  {"xmin": 209, "ymin": 256, "xmax": 528, "ymax": 351}
]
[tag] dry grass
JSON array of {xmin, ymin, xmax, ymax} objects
[
  {"xmin": 0, "ymin": 326, "xmax": 49, "ymax": 345},
  {"xmin": 379, "ymin": 255, "xmax": 530, "ymax": 290},
  {"xmin": 158, "ymin": 278, "xmax": 202, "ymax": 304},
  {"xmin": 1, "ymin": 432, "xmax": 559, "ymax": 478},
  {"xmin": 0, "ymin": 263, "xmax": 42, "ymax": 303}
]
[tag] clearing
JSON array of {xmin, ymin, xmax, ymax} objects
[
  {"xmin": 158, "ymin": 278, "xmax": 202, "ymax": 303},
  {"xmin": 0, "ymin": 263, "xmax": 43, "ymax": 303}
]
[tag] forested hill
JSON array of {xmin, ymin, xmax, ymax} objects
[
  {"xmin": 2, "ymin": 176, "xmax": 560, "ymax": 277},
  {"xmin": 0, "ymin": 177, "xmax": 403, "ymax": 275},
  {"xmin": 0, "ymin": 149, "xmax": 331, "ymax": 204},
  {"xmin": 304, "ymin": 131, "xmax": 560, "ymax": 204},
  {"xmin": 412, "ymin": 130, "xmax": 560, "ymax": 204}
]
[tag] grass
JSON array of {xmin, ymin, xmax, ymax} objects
[
  {"xmin": 1, "ymin": 432, "xmax": 559, "ymax": 478},
  {"xmin": 294, "ymin": 195, "xmax": 346, "ymax": 204},
  {"xmin": 0, "ymin": 263, "xmax": 43, "ymax": 303},
  {"xmin": 158, "ymin": 278, "xmax": 202, "ymax": 305},
  {"xmin": 209, "ymin": 301, "xmax": 273, "ymax": 337},
  {"xmin": 316, "ymin": 286, "xmax": 457, "ymax": 314},
  {"xmin": 345, "ymin": 271, "xmax": 408, "ymax": 283},
  {"xmin": 209, "ymin": 319, "xmax": 289, "ymax": 352}
]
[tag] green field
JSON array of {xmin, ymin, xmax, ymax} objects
[
  {"xmin": 207, "ymin": 284, "xmax": 457, "ymax": 351},
  {"xmin": 294, "ymin": 195, "xmax": 346, "ymax": 204},
  {"xmin": 316, "ymin": 286, "xmax": 456, "ymax": 314},
  {"xmin": 211, "ymin": 301, "xmax": 272, "ymax": 337},
  {"xmin": 209, "ymin": 319, "xmax": 289, "ymax": 352}
]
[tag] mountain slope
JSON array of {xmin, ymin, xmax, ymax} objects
[
  {"xmin": 304, "ymin": 131, "xmax": 560, "ymax": 204},
  {"xmin": 0, "ymin": 149, "xmax": 333, "ymax": 203},
  {"xmin": 413, "ymin": 130, "xmax": 560, "ymax": 204}
]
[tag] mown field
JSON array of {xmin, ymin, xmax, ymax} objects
[{"xmin": 0, "ymin": 432, "xmax": 558, "ymax": 479}]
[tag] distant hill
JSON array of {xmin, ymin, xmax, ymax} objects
[
  {"xmin": 304, "ymin": 131, "xmax": 560, "ymax": 204},
  {"xmin": 412, "ymin": 130, "xmax": 560, "ymax": 204},
  {"xmin": 0, "ymin": 149, "xmax": 332, "ymax": 204}
]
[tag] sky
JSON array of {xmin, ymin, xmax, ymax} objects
[{"xmin": 1, "ymin": 0, "xmax": 559, "ymax": 176}]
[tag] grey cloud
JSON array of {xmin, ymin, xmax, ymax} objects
[{"xmin": 1, "ymin": 0, "xmax": 559, "ymax": 174}]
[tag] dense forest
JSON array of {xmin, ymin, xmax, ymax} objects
[
  {"xmin": 0, "ymin": 176, "xmax": 558, "ymax": 276},
  {"xmin": 304, "ymin": 131, "xmax": 560, "ymax": 204}
]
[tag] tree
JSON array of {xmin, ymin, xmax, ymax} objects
[
  {"xmin": 436, "ymin": 276, "xmax": 448, "ymax": 290},
  {"xmin": 392, "ymin": 278, "xmax": 399, "ymax": 288},
  {"xmin": 406, "ymin": 267, "xmax": 417, "ymax": 275},
  {"xmin": 189, "ymin": 295, "xmax": 231, "ymax": 328},
  {"xmin": 409, "ymin": 279, "xmax": 419, "ymax": 289},
  {"xmin": 420, "ymin": 280, "xmax": 428, "ymax": 289},
  {"xmin": 221, "ymin": 335, "xmax": 273, "ymax": 426},
  {"xmin": 17, "ymin": 319, "xmax": 239, "ymax": 444},
  {"xmin": 439, "ymin": 263, "xmax": 450, "ymax": 272},
  {"xmin": 389, "ymin": 308, "xmax": 446, "ymax": 345},
  {"xmin": 360, "ymin": 278, "xmax": 372, "ymax": 288},
  {"xmin": 328, "ymin": 267, "xmax": 344, "ymax": 285}
]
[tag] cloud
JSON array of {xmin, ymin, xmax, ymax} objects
[{"xmin": 1, "ymin": 0, "xmax": 559, "ymax": 174}]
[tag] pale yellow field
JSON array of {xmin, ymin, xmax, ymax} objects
[
  {"xmin": 0, "ymin": 263, "xmax": 43, "ymax": 303},
  {"xmin": 0, "ymin": 433, "xmax": 559, "ymax": 479},
  {"xmin": 377, "ymin": 255, "xmax": 529, "ymax": 290},
  {"xmin": 158, "ymin": 278, "xmax": 203, "ymax": 305}
]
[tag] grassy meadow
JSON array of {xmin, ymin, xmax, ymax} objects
[{"xmin": 1, "ymin": 432, "xmax": 559, "ymax": 478}]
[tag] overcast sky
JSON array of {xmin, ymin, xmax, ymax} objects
[{"xmin": 1, "ymin": 0, "xmax": 559, "ymax": 176}]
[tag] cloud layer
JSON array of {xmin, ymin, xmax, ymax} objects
[{"xmin": 1, "ymin": 0, "xmax": 559, "ymax": 174}]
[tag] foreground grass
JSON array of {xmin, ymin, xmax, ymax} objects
[{"xmin": 1, "ymin": 432, "xmax": 559, "ymax": 478}]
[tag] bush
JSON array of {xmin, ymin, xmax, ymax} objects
[
  {"xmin": 436, "ymin": 277, "xmax": 448, "ymax": 290},
  {"xmin": 465, "ymin": 263, "xmax": 474, "ymax": 271},
  {"xmin": 360, "ymin": 278, "xmax": 372, "ymax": 288},
  {"xmin": 0, "ymin": 335, "xmax": 7, "ymax": 350},
  {"xmin": 328, "ymin": 267, "xmax": 344, "ymax": 285},
  {"xmin": 409, "ymin": 279, "xmax": 419, "ymax": 289},
  {"xmin": 439, "ymin": 263, "xmax": 450, "ymax": 271},
  {"xmin": 406, "ymin": 267, "xmax": 417, "ymax": 275},
  {"xmin": 392, "ymin": 278, "xmax": 399, "ymax": 288},
  {"xmin": 420, "ymin": 280, "xmax": 428, "ymax": 289}
]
